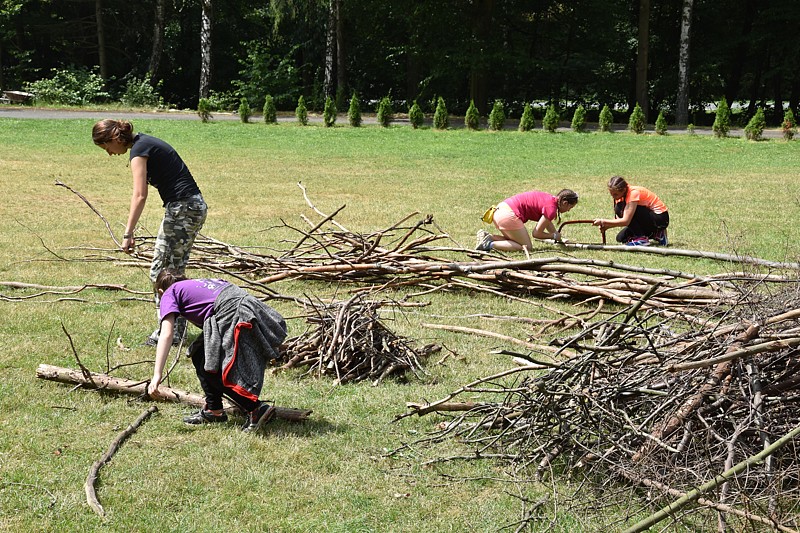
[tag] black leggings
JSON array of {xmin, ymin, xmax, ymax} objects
[
  {"xmin": 189, "ymin": 337, "xmax": 260, "ymax": 412},
  {"xmin": 614, "ymin": 204, "xmax": 669, "ymax": 243}
]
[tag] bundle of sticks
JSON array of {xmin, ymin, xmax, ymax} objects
[
  {"xmin": 400, "ymin": 286, "xmax": 800, "ymax": 530},
  {"xmin": 276, "ymin": 294, "xmax": 440, "ymax": 385}
]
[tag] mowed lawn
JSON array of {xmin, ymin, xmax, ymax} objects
[{"xmin": 0, "ymin": 116, "xmax": 798, "ymax": 532}]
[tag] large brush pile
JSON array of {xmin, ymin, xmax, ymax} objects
[{"xmin": 402, "ymin": 284, "xmax": 800, "ymax": 531}]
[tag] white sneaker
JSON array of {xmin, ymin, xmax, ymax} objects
[{"xmin": 475, "ymin": 230, "xmax": 493, "ymax": 251}]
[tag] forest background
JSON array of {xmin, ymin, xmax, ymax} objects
[{"xmin": 1, "ymin": 0, "xmax": 799, "ymax": 126}]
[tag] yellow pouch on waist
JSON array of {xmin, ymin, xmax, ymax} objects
[{"xmin": 481, "ymin": 205, "xmax": 497, "ymax": 224}]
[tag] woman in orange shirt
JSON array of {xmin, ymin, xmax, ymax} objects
[{"xmin": 593, "ymin": 176, "xmax": 669, "ymax": 246}]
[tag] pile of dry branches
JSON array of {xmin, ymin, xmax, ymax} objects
[
  {"xmin": 276, "ymin": 294, "xmax": 440, "ymax": 385},
  {"xmin": 399, "ymin": 283, "xmax": 800, "ymax": 531},
  {"xmin": 53, "ymin": 180, "xmax": 767, "ymax": 316}
]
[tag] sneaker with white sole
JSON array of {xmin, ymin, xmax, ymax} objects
[
  {"xmin": 625, "ymin": 236, "xmax": 650, "ymax": 246},
  {"xmin": 183, "ymin": 408, "xmax": 228, "ymax": 425},
  {"xmin": 475, "ymin": 229, "xmax": 493, "ymax": 251}
]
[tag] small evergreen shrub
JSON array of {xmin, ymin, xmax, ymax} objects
[
  {"xmin": 197, "ymin": 97, "xmax": 214, "ymax": 123},
  {"xmin": 296, "ymin": 95, "xmax": 308, "ymax": 125},
  {"xmin": 782, "ymin": 109, "xmax": 797, "ymax": 141},
  {"xmin": 744, "ymin": 108, "xmax": 766, "ymax": 141},
  {"xmin": 263, "ymin": 95, "xmax": 277, "ymax": 123},
  {"xmin": 465, "ymin": 100, "xmax": 480, "ymax": 130},
  {"xmin": 323, "ymin": 96, "xmax": 337, "ymax": 127},
  {"xmin": 519, "ymin": 103, "xmax": 535, "ymax": 132},
  {"xmin": 488, "ymin": 100, "xmax": 505, "ymax": 131},
  {"xmin": 628, "ymin": 103, "xmax": 646, "ymax": 134},
  {"xmin": 712, "ymin": 96, "xmax": 731, "ymax": 138},
  {"xmin": 571, "ymin": 104, "xmax": 587, "ymax": 132},
  {"xmin": 542, "ymin": 105, "xmax": 559, "ymax": 133},
  {"xmin": 433, "ymin": 97, "xmax": 449, "ymax": 130},
  {"xmin": 121, "ymin": 77, "xmax": 164, "ymax": 108},
  {"xmin": 598, "ymin": 104, "xmax": 613, "ymax": 132},
  {"xmin": 238, "ymin": 98, "xmax": 252, "ymax": 123},
  {"xmin": 348, "ymin": 93, "xmax": 362, "ymax": 127},
  {"xmin": 654, "ymin": 110, "xmax": 668, "ymax": 135},
  {"xmin": 376, "ymin": 96, "xmax": 393, "ymax": 127},
  {"xmin": 409, "ymin": 101, "xmax": 424, "ymax": 129}
]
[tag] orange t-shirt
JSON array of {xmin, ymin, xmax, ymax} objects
[{"xmin": 617, "ymin": 186, "xmax": 667, "ymax": 214}]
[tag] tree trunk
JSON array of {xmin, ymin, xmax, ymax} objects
[
  {"xmin": 199, "ymin": 0, "xmax": 213, "ymax": 100},
  {"xmin": 95, "ymin": 0, "xmax": 107, "ymax": 80},
  {"xmin": 772, "ymin": 70, "xmax": 784, "ymax": 124},
  {"xmin": 148, "ymin": 0, "xmax": 166, "ymax": 83},
  {"xmin": 725, "ymin": 0, "xmax": 757, "ymax": 104},
  {"xmin": 335, "ymin": 0, "xmax": 346, "ymax": 103},
  {"xmin": 675, "ymin": 0, "xmax": 693, "ymax": 126},
  {"xmin": 635, "ymin": 0, "xmax": 650, "ymax": 122},
  {"xmin": 469, "ymin": 0, "xmax": 494, "ymax": 115},
  {"xmin": 323, "ymin": 0, "xmax": 335, "ymax": 99}
]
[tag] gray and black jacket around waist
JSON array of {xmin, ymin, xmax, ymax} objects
[{"xmin": 202, "ymin": 284, "xmax": 287, "ymax": 401}]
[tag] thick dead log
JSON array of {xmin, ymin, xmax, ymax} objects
[
  {"xmin": 36, "ymin": 363, "xmax": 311, "ymax": 421},
  {"xmin": 86, "ymin": 406, "xmax": 158, "ymax": 517}
]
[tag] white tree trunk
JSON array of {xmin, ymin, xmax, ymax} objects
[
  {"xmin": 323, "ymin": 0, "xmax": 335, "ymax": 98},
  {"xmin": 676, "ymin": 0, "xmax": 694, "ymax": 126},
  {"xmin": 199, "ymin": 0, "xmax": 213, "ymax": 100}
]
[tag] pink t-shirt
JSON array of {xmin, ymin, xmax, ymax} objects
[
  {"xmin": 159, "ymin": 279, "xmax": 230, "ymax": 327},
  {"xmin": 504, "ymin": 191, "xmax": 558, "ymax": 223}
]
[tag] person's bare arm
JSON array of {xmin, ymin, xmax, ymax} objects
[
  {"xmin": 532, "ymin": 215, "xmax": 559, "ymax": 240},
  {"xmin": 147, "ymin": 314, "xmax": 175, "ymax": 399},
  {"xmin": 121, "ymin": 156, "xmax": 149, "ymax": 253},
  {"xmin": 593, "ymin": 200, "xmax": 638, "ymax": 229}
]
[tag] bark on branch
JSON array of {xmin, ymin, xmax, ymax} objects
[
  {"xmin": 85, "ymin": 406, "xmax": 158, "ymax": 517},
  {"xmin": 36, "ymin": 364, "xmax": 311, "ymax": 421}
]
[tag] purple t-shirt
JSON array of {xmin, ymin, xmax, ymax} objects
[
  {"xmin": 159, "ymin": 279, "xmax": 230, "ymax": 327},
  {"xmin": 504, "ymin": 191, "xmax": 558, "ymax": 223}
]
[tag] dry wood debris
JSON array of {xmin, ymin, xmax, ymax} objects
[
  {"xmin": 45, "ymin": 180, "xmax": 800, "ymax": 528},
  {"xmin": 397, "ymin": 283, "xmax": 800, "ymax": 531},
  {"xmin": 276, "ymin": 293, "xmax": 440, "ymax": 385}
]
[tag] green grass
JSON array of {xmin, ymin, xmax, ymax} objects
[{"xmin": 1, "ymin": 118, "xmax": 798, "ymax": 531}]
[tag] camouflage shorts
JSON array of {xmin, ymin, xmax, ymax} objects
[{"xmin": 150, "ymin": 194, "xmax": 207, "ymax": 283}]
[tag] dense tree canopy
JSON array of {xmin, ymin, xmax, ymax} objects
[{"xmin": 1, "ymin": 0, "xmax": 797, "ymax": 124}]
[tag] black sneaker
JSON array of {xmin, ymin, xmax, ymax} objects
[
  {"xmin": 242, "ymin": 403, "xmax": 277, "ymax": 433},
  {"xmin": 183, "ymin": 409, "xmax": 228, "ymax": 425}
]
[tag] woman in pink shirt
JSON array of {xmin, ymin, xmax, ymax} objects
[
  {"xmin": 593, "ymin": 176, "xmax": 669, "ymax": 246},
  {"xmin": 476, "ymin": 189, "xmax": 579, "ymax": 252}
]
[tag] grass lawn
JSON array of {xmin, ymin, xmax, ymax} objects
[{"xmin": 0, "ymin": 117, "xmax": 798, "ymax": 532}]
